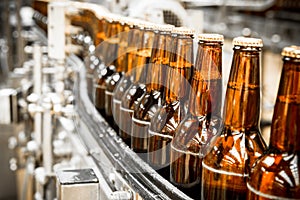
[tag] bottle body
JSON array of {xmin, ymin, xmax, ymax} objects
[
  {"xmin": 120, "ymin": 81, "xmax": 147, "ymax": 146},
  {"xmin": 105, "ymin": 71, "xmax": 123, "ymax": 129},
  {"xmin": 111, "ymin": 22, "xmax": 141, "ymax": 131},
  {"xmin": 105, "ymin": 21, "xmax": 130, "ymax": 128},
  {"xmin": 112, "ymin": 34, "xmax": 144, "ymax": 130},
  {"xmin": 202, "ymin": 126, "xmax": 266, "ymax": 200},
  {"xmin": 119, "ymin": 47, "xmax": 152, "ymax": 146},
  {"xmin": 247, "ymin": 46, "xmax": 300, "ymax": 200},
  {"xmin": 113, "ymin": 74, "xmax": 132, "ymax": 135},
  {"xmin": 94, "ymin": 64, "xmax": 116, "ymax": 115},
  {"xmin": 94, "ymin": 17, "xmax": 120, "ymax": 116},
  {"xmin": 131, "ymin": 86, "xmax": 164, "ymax": 154},
  {"xmin": 247, "ymin": 153, "xmax": 300, "ymax": 200}
]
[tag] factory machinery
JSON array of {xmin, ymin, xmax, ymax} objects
[{"xmin": 0, "ymin": 0, "xmax": 299, "ymax": 200}]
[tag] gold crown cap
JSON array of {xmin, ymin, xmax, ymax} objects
[
  {"xmin": 198, "ymin": 33, "xmax": 224, "ymax": 42},
  {"xmin": 172, "ymin": 27, "xmax": 195, "ymax": 35},
  {"xmin": 157, "ymin": 24, "xmax": 174, "ymax": 32},
  {"xmin": 137, "ymin": 21, "xmax": 157, "ymax": 30},
  {"xmin": 233, "ymin": 37, "xmax": 263, "ymax": 47},
  {"xmin": 282, "ymin": 46, "xmax": 300, "ymax": 58},
  {"xmin": 121, "ymin": 17, "xmax": 140, "ymax": 26}
]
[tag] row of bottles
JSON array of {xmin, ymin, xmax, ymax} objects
[{"xmin": 71, "ymin": 9, "xmax": 299, "ymax": 200}]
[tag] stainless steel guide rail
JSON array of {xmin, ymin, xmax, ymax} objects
[{"xmin": 71, "ymin": 55, "xmax": 192, "ymax": 200}]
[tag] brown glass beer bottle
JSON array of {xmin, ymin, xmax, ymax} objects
[
  {"xmin": 85, "ymin": 12, "xmax": 109, "ymax": 101},
  {"xmin": 119, "ymin": 22, "xmax": 156, "ymax": 146},
  {"xmin": 32, "ymin": 0, "xmax": 48, "ymax": 31},
  {"xmin": 170, "ymin": 34, "xmax": 223, "ymax": 199},
  {"xmin": 247, "ymin": 46, "xmax": 300, "ymax": 200},
  {"xmin": 131, "ymin": 24, "xmax": 174, "ymax": 156},
  {"xmin": 201, "ymin": 37, "xmax": 267, "ymax": 200},
  {"xmin": 147, "ymin": 27, "xmax": 194, "ymax": 178},
  {"xmin": 80, "ymin": 11, "xmax": 105, "ymax": 100},
  {"xmin": 94, "ymin": 14, "xmax": 121, "ymax": 115},
  {"xmin": 112, "ymin": 19, "xmax": 144, "ymax": 135},
  {"xmin": 104, "ymin": 17, "xmax": 131, "ymax": 129}
]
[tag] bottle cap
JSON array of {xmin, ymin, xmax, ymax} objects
[
  {"xmin": 105, "ymin": 14, "xmax": 122, "ymax": 22},
  {"xmin": 128, "ymin": 18, "xmax": 146, "ymax": 27},
  {"xmin": 282, "ymin": 46, "xmax": 300, "ymax": 58},
  {"xmin": 157, "ymin": 24, "xmax": 174, "ymax": 32},
  {"xmin": 198, "ymin": 33, "xmax": 224, "ymax": 42},
  {"xmin": 172, "ymin": 27, "xmax": 195, "ymax": 35},
  {"xmin": 121, "ymin": 17, "xmax": 138, "ymax": 26},
  {"xmin": 144, "ymin": 22, "xmax": 159, "ymax": 30},
  {"xmin": 233, "ymin": 37, "xmax": 263, "ymax": 47},
  {"xmin": 137, "ymin": 21, "xmax": 157, "ymax": 30}
]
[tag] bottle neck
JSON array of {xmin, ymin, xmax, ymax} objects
[
  {"xmin": 147, "ymin": 31, "xmax": 171, "ymax": 91},
  {"xmin": 165, "ymin": 35, "xmax": 193, "ymax": 103},
  {"xmin": 270, "ymin": 57, "xmax": 300, "ymax": 153},
  {"xmin": 104, "ymin": 21, "xmax": 121, "ymax": 67},
  {"xmin": 70, "ymin": 10, "xmax": 96, "ymax": 44},
  {"xmin": 116, "ymin": 24, "xmax": 130, "ymax": 72},
  {"xmin": 96, "ymin": 18, "xmax": 106, "ymax": 45},
  {"xmin": 134, "ymin": 28, "xmax": 155, "ymax": 84},
  {"xmin": 189, "ymin": 41, "xmax": 223, "ymax": 117},
  {"xmin": 126, "ymin": 26, "xmax": 141, "ymax": 73},
  {"xmin": 223, "ymin": 46, "xmax": 261, "ymax": 130},
  {"xmin": 84, "ymin": 10, "xmax": 98, "ymax": 46}
]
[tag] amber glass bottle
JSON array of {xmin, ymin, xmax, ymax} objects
[
  {"xmin": 69, "ymin": 9, "xmax": 93, "ymax": 42},
  {"xmin": 71, "ymin": 9, "xmax": 98, "ymax": 48},
  {"xmin": 95, "ymin": 14, "xmax": 108, "ymax": 57},
  {"xmin": 32, "ymin": 0, "xmax": 48, "ymax": 31},
  {"xmin": 32, "ymin": 0, "xmax": 48, "ymax": 16},
  {"xmin": 112, "ymin": 20, "xmax": 144, "ymax": 134},
  {"xmin": 147, "ymin": 27, "xmax": 194, "ymax": 178},
  {"xmin": 81, "ymin": 12, "xmax": 105, "ymax": 100},
  {"xmin": 119, "ymin": 22, "xmax": 156, "ymax": 146},
  {"xmin": 247, "ymin": 46, "xmax": 300, "ymax": 200},
  {"xmin": 201, "ymin": 37, "xmax": 267, "ymax": 200},
  {"xmin": 85, "ymin": 12, "xmax": 109, "ymax": 100},
  {"xmin": 170, "ymin": 34, "xmax": 223, "ymax": 199},
  {"xmin": 94, "ymin": 15, "xmax": 121, "ymax": 115},
  {"xmin": 105, "ymin": 17, "xmax": 131, "ymax": 129},
  {"xmin": 131, "ymin": 24, "xmax": 174, "ymax": 156}
]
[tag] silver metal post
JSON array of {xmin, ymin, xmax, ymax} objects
[
  {"xmin": 33, "ymin": 44, "xmax": 42, "ymax": 96},
  {"xmin": 33, "ymin": 44, "xmax": 43, "ymax": 148},
  {"xmin": 42, "ymin": 101, "xmax": 53, "ymax": 175}
]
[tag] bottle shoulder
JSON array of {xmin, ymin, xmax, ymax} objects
[
  {"xmin": 149, "ymin": 100, "xmax": 184, "ymax": 134},
  {"xmin": 114, "ymin": 76, "xmax": 131, "ymax": 100},
  {"xmin": 105, "ymin": 72, "xmax": 123, "ymax": 91},
  {"xmin": 172, "ymin": 114, "xmax": 221, "ymax": 155},
  {"xmin": 248, "ymin": 152, "xmax": 300, "ymax": 199},
  {"xmin": 120, "ymin": 83, "xmax": 146, "ymax": 109},
  {"xmin": 203, "ymin": 127, "xmax": 267, "ymax": 173},
  {"xmin": 133, "ymin": 90, "xmax": 163, "ymax": 120},
  {"xmin": 95, "ymin": 65, "xmax": 116, "ymax": 81}
]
